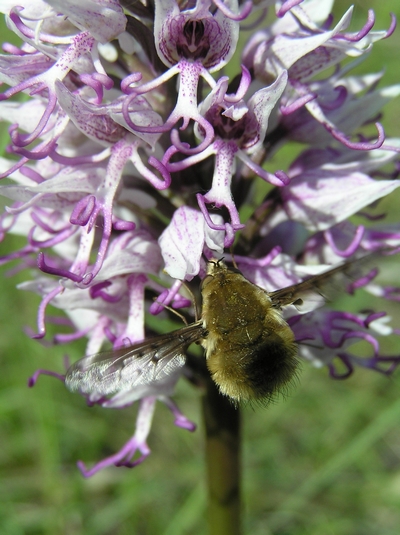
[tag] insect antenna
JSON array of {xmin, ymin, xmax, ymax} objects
[
  {"xmin": 229, "ymin": 246, "xmax": 239, "ymax": 270},
  {"xmin": 181, "ymin": 281, "xmax": 200, "ymax": 321},
  {"xmin": 152, "ymin": 299, "xmax": 190, "ymax": 326}
]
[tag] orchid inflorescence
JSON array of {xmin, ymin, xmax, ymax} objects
[{"xmin": 0, "ymin": 0, "xmax": 399, "ymax": 476}]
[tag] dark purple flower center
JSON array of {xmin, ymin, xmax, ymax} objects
[
  {"xmin": 206, "ymin": 106, "xmax": 257, "ymax": 145},
  {"xmin": 176, "ymin": 20, "xmax": 210, "ymax": 61}
]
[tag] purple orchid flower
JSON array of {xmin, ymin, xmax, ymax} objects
[{"xmin": 120, "ymin": 0, "xmax": 244, "ymax": 155}]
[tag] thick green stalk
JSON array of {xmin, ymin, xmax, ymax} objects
[{"xmin": 202, "ymin": 379, "xmax": 241, "ymax": 535}]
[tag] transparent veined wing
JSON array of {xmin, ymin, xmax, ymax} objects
[
  {"xmin": 268, "ymin": 253, "xmax": 378, "ymax": 310},
  {"xmin": 65, "ymin": 321, "xmax": 205, "ymax": 396}
]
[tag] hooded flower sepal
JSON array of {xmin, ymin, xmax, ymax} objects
[
  {"xmin": 159, "ymin": 205, "xmax": 225, "ymax": 280},
  {"xmin": 154, "ymin": 0, "xmax": 242, "ymax": 70}
]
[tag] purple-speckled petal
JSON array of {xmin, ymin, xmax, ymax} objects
[
  {"xmin": 245, "ymin": 70, "xmax": 288, "ymax": 153},
  {"xmin": 159, "ymin": 206, "xmax": 209, "ymax": 280},
  {"xmin": 0, "ymin": 1, "xmax": 50, "ymax": 18},
  {"xmin": 55, "ymin": 82, "xmax": 126, "ymax": 146},
  {"xmin": 45, "ymin": 0, "xmax": 127, "ymax": 43},
  {"xmin": 282, "ymin": 169, "xmax": 400, "ymax": 232},
  {"xmin": 97, "ymin": 230, "xmax": 162, "ymax": 281}
]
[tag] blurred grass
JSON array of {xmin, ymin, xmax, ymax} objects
[{"xmin": 1, "ymin": 2, "xmax": 400, "ymax": 535}]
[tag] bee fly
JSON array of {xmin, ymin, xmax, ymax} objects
[{"xmin": 66, "ymin": 254, "xmax": 378, "ymax": 404}]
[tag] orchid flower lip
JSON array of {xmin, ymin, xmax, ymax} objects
[{"xmin": 37, "ymin": 253, "xmax": 83, "ymax": 283}]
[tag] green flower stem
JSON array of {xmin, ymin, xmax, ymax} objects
[{"xmin": 202, "ymin": 378, "xmax": 241, "ymax": 535}]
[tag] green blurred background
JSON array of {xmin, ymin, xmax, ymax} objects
[{"xmin": 1, "ymin": 2, "xmax": 400, "ymax": 534}]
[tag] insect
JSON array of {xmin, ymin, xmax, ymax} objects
[{"xmin": 65, "ymin": 254, "xmax": 377, "ymax": 404}]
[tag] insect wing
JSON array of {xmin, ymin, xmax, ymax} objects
[
  {"xmin": 65, "ymin": 322, "xmax": 204, "ymax": 396},
  {"xmin": 268, "ymin": 253, "xmax": 377, "ymax": 310}
]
